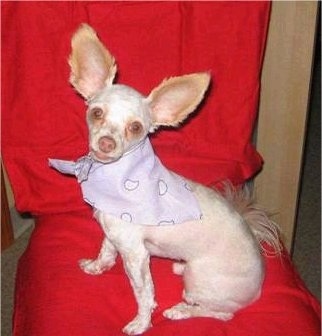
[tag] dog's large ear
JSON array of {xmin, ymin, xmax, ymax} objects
[
  {"xmin": 69, "ymin": 24, "xmax": 117, "ymax": 100},
  {"xmin": 146, "ymin": 73, "xmax": 210, "ymax": 128}
]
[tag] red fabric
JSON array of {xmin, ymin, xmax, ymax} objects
[
  {"xmin": 14, "ymin": 211, "xmax": 320, "ymax": 336},
  {"xmin": 2, "ymin": 1, "xmax": 266, "ymax": 215}
]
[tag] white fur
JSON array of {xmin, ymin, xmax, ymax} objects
[{"xmin": 69, "ymin": 24, "xmax": 281, "ymax": 335}]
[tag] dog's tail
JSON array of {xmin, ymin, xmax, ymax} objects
[{"xmin": 222, "ymin": 183, "xmax": 282, "ymax": 256}]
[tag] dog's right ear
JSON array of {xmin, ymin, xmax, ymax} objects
[{"xmin": 69, "ymin": 24, "xmax": 117, "ymax": 100}]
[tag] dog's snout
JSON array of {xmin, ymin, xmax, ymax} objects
[{"xmin": 98, "ymin": 136, "xmax": 116, "ymax": 153}]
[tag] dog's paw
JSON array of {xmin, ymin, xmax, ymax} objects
[
  {"xmin": 79, "ymin": 259, "xmax": 109, "ymax": 275},
  {"xmin": 164, "ymin": 302, "xmax": 234, "ymax": 321},
  {"xmin": 163, "ymin": 302, "xmax": 192, "ymax": 320},
  {"xmin": 122, "ymin": 316, "xmax": 151, "ymax": 335}
]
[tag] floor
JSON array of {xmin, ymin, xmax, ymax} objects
[
  {"xmin": 1, "ymin": 222, "xmax": 33, "ymax": 336},
  {"xmin": 292, "ymin": 35, "xmax": 321, "ymax": 300}
]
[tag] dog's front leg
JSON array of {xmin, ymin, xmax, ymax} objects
[
  {"xmin": 121, "ymin": 246, "xmax": 156, "ymax": 335},
  {"xmin": 96, "ymin": 211, "xmax": 156, "ymax": 335},
  {"xmin": 79, "ymin": 236, "xmax": 117, "ymax": 275}
]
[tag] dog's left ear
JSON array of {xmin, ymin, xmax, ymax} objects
[{"xmin": 146, "ymin": 73, "xmax": 210, "ymax": 128}]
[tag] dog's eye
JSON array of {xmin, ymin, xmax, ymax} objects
[
  {"xmin": 91, "ymin": 107, "xmax": 104, "ymax": 119},
  {"xmin": 128, "ymin": 121, "xmax": 143, "ymax": 135}
]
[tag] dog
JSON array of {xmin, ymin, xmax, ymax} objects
[{"xmin": 50, "ymin": 24, "xmax": 281, "ymax": 335}]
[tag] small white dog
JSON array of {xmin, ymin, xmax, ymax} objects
[{"xmin": 51, "ymin": 24, "xmax": 280, "ymax": 335}]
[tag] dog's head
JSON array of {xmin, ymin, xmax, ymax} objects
[{"xmin": 69, "ymin": 24, "xmax": 210, "ymax": 163}]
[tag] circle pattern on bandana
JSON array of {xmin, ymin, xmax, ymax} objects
[
  {"xmin": 121, "ymin": 212, "xmax": 133, "ymax": 222},
  {"xmin": 124, "ymin": 179, "xmax": 140, "ymax": 191},
  {"xmin": 158, "ymin": 219, "xmax": 175, "ymax": 225},
  {"xmin": 117, "ymin": 177, "xmax": 199, "ymax": 225},
  {"xmin": 158, "ymin": 179, "xmax": 168, "ymax": 196}
]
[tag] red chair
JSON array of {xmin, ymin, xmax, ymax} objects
[{"xmin": 2, "ymin": 2, "xmax": 320, "ymax": 335}]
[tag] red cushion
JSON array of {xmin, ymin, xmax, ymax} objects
[
  {"xmin": 2, "ymin": 1, "xmax": 265, "ymax": 215},
  {"xmin": 14, "ymin": 211, "xmax": 320, "ymax": 336}
]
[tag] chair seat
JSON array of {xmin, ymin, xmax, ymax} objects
[{"xmin": 13, "ymin": 210, "xmax": 320, "ymax": 336}]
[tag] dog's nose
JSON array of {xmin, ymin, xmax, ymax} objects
[{"xmin": 98, "ymin": 136, "xmax": 116, "ymax": 153}]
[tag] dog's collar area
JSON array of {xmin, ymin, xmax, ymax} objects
[
  {"xmin": 122, "ymin": 137, "xmax": 148, "ymax": 157},
  {"xmin": 49, "ymin": 137, "xmax": 203, "ymax": 225},
  {"xmin": 90, "ymin": 136, "xmax": 148, "ymax": 163},
  {"xmin": 49, "ymin": 137, "xmax": 149, "ymax": 183}
]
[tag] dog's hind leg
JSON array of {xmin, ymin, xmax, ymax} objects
[
  {"xmin": 79, "ymin": 237, "xmax": 117, "ymax": 275},
  {"xmin": 163, "ymin": 302, "xmax": 233, "ymax": 321},
  {"xmin": 164, "ymin": 288, "xmax": 234, "ymax": 321}
]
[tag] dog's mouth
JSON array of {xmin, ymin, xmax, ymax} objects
[{"xmin": 90, "ymin": 149, "xmax": 120, "ymax": 163}]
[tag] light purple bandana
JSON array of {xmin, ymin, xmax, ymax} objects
[{"xmin": 49, "ymin": 138, "xmax": 202, "ymax": 225}]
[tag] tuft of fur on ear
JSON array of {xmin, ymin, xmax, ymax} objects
[
  {"xmin": 146, "ymin": 73, "xmax": 210, "ymax": 128},
  {"xmin": 69, "ymin": 23, "xmax": 117, "ymax": 100}
]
